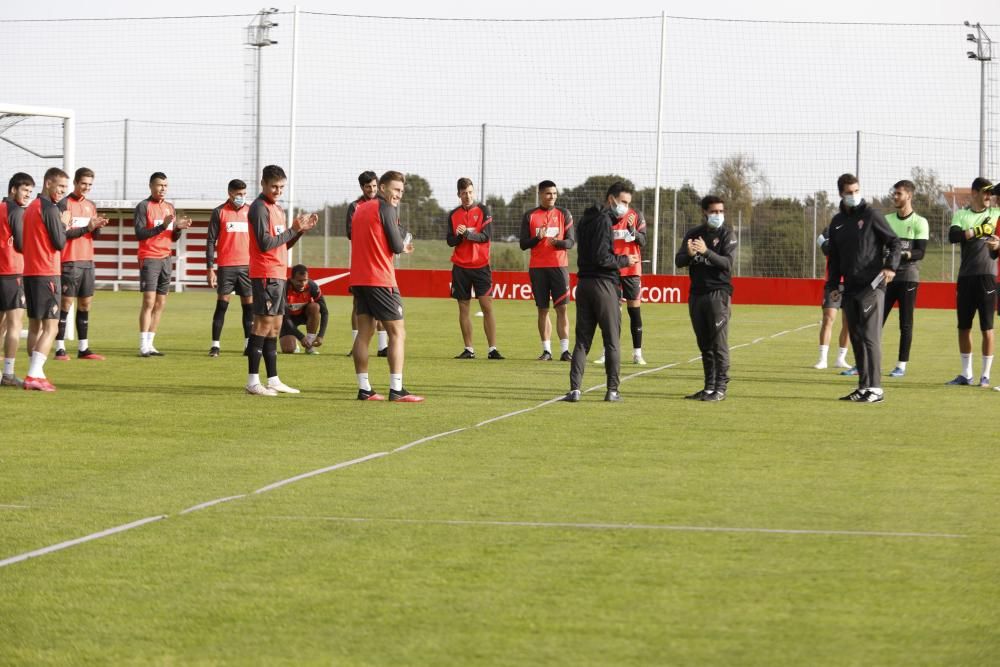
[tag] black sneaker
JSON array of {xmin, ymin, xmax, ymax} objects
[
  {"xmin": 562, "ymin": 389, "xmax": 581, "ymax": 402},
  {"xmin": 860, "ymin": 390, "xmax": 884, "ymax": 403},
  {"xmin": 537, "ymin": 351, "xmax": 553, "ymax": 361},
  {"xmin": 208, "ymin": 346, "xmax": 220, "ymax": 357},
  {"xmin": 685, "ymin": 390, "xmax": 709, "ymax": 400},
  {"xmin": 839, "ymin": 389, "xmax": 867, "ymax": 401},
  {"xmin": 377, "ymin": 348, "xmax": 389, "ymax": 358},
  {"xmin": 388, "ymin": 387, "xmax": 425, "ymax": 402},
  {"xmin": 604, "ymin": 390, "xmax": 623, "ymax": 402},
  {"xmin": 559, "ymin": 351, "xmax": 572, "ymax": 362},
  {"xmin": 487, "ymin": 349, "xmax": 505, "ymax": 360},
  {"xmin": 454, "ymin": 349, "xmax": 475, "ymax": 359},
  {"xmin": 702, "ymin": 390, "xmax": 726, "ymax": 402},
  {"xmin": 357, "ymin": 388, "xmax": 385, "ymax": 401}
]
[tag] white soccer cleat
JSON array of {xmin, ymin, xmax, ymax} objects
[
  {"xmin": 268, "ymin": 380, "xmax": 301, "ymax": 394},
  {"xmin": 246, "ymin": 383, "xmax": 278, "ymax": 396},
  {"xmin": 594, "ymin": 355, "xmax": 605, "ymax": 365},
  {"xmin": 305, "ymin": 347, "xmax": 320, "ymax": 355},
  {"xmin": 633, "ymin": 353, "xmax": 647, "ymax": 366},
  {"xmin": 813, "ymin": 360, "xmax": 828, "ymax": 370}
]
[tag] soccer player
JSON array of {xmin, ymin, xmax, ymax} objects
[
  {"xmin": 595, "ymin": 184, "xmax": 647, "ymax": 366},
  {"xmin": 346, "ymin": 170, "xmax": 388, "ymax": 357},
  {"xmin": 349, "ymin": 170, "xmax": 423, "ymax": 402},
  {"xmin": 824, "ymin": 173, "xmax": 900, "ymax": 403},
  {"xmin": 814, "ymin": 225, "xmax": 851, "ymax": 370},
  {"xmin": 18, "ymin": 168, "xmax": 71, "ymax": 391},
  {"xmin": 946, "ymin": 177, "xmax": 1000, "ymax": 387},
  {"xmin": 54, "ymin": 167, "xmax": 109, "ymax": 361},
  {"xmin": 675, "ymin": 195, "xmax": 738, "ymax": 402},
  {"xmin": 279, "ymin": 264, "xmax": 328, "ymax": 354},
  {"xmin": 882, "ymin": 179, "xmax": 929, "ymax": 377},
  {"xmin": 563, "ymin": 182, "xmax": 638, "ymax": 403},
  {"xmin": 206, "ymin": 179, "xmax": 252, "ymax": 357},
  {"xmin": 0, "ymin": 173, "xmax": 32, "ymax": 387},
  {"xmin": 519, "ymin": 180, "xmax": 575, "ymax": 361},
  {"xmin": 447, "ymin": 177, "xmax": 503, "ymax": 360},
  {"xmin": 245, "ymin": 165, "xmax": 317, "ymax": 396},
  {"xmin": 134, "ymin": 172, "xmax": 192, "ymax": 356}
]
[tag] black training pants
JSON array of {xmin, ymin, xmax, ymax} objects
[
  {"xmin": 689, "ymin": 290, "xmax": 731, "ymax": 393},
  {"xmin": 844, "ymin": 287, "xmax": 885, "ymax": 390},
  {"xmin": 882, "ymin": 280, "xmax": 917, "ymax": 363},
  {"xmin": 570, "ymin": 278, "xmax": 622, "ymax": 392}
]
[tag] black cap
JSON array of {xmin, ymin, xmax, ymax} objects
[{"xmin": 971, "ymin": 177, "xmax": 993, "ymax": 192}]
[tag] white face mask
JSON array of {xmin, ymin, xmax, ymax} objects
[
  {"xmin": 706, "ymin": 212, "xmax": 724, "ymax": 229},
  {"xmin": 612, "ymin": 199, "xmax": 628, "ymax": 217},
  {"xmin": 233, "ymin": 195, "xmax": 246, "ymax": 208},
  {"xmin": 843, "ymin": 193, "xmax": 862, "ymax": 208}
]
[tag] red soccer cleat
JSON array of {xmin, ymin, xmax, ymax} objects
[
  {"xmin": 54, "ymin": 349, "xmax": 71, "ymax": 361},
  {"xmin": 77, "ymin": 350, "xmax": 105, "ymax": 360},
  {"xmin": 23, "ymin": 376, "xmax": 56, "ymax": 392},
  {"xmin": 388, "ymin": 388, "xmax": 425, "ymax": 403},
  {"xmin": 357, "ymin": 388, "xmax": 385, "ymax": 401}
]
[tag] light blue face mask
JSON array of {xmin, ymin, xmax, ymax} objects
[
  {"xmin": 233, "ymin": 195, "xmax": 246, "ymax": 207},
  {"xmin": 842, "ymin": 193, "xmax": 861, "ymax": 208},
  {"xmin": 707, "ymin": 212, "xmax": 724, "ymax": 229},
  {"xmin": 613, "ymin": 200, "xmax": 629, "ymax": 217}
]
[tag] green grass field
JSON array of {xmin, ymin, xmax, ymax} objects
[{"xmin": 1, "ymin": 291, "xmax": 998, "ymax": 665}]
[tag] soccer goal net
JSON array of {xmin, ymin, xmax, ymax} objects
[{"xmin": 0, "ymin": 104, "xmax": 75, "ymax": 176}]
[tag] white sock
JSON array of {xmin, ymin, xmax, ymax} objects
[
  {"xmin": 389, "ymin": 373, "xmax": 403, "ymax": 391},
  {"xmin": 377, "ymin": 331, "xmax": 388, "ymax": 350},
  {"xmin": 560, "ymin": 338, "xmax": 569, "ymax": 353},
  {"xmin": 28, "ymin": 351, "xmax": 46, "ymax": 378},
  {"xmin": 896, "ymin": 360, "xmax": 907, "ymax": 371},
  {"xmin": 149, "ymin": 332, "xmax": 157, "ymax": 349},
  {"xmin": 140, "ymin": 331, "xmax": 150, "ymax": 349},
  {"xmin": 55, "ymin": 339, "xmax": 64, "ymax": 350},
  {"xmin": 305, "ymin": 333, "xmax": 316, "ymax": 345},
  {"xmin": 488, "ymin": 346, "xmax": 496, "ymax": 353},
  {"xmin": 818, "ymin": 344, "xmax": 829, "ymax": 362},
  {"xmin": 351, "ymin": 330, "xmax": 358, "ymax": 341},
  {"xmin": 983, "ymin": 355, "xmax": 994, "ymax": 379},
  {"xmin": 837, "ymin": 347, "xmax": 848, "ymax": 362},
  {"xmin": 3, "ymin": 358, "xmax": 14, "ymax": 375},
  {"xmin": 634, "ymin": 347, "xmax": 642, "ymax": 356},
  {"xmin": 868, "ymin": 387, "xmax": 883, "ymax": 395},
  {"xmin": 247, "ymin": 373, "xmax": 260, "ymax": 387},
  {"xmin": 78, "ymin": 338, "xmax": 88, "ymax": 351},
  {"xmin": 212, "ymin": 340, "xmax": 220, "ymax": 348},
  {"xmin": 465, "ymin": 346, "xmax": 474, "ymax": 353},
  {"xmin": 357, "ymin": 373, "xmax": 371, "ymax": 391},
  {"xmin": 961, "ymin": 353, "xmax": 973, "ymax": 379},
  {"xmin": 267, "ymin": 375, "xmax": 281, "ymax": 386},
  {"xmin": 542, "ymin": 340, "xmax": 551, "ymax": 353}
]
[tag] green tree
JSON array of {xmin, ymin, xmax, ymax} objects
[
  {"xmin": 710, "ymin": 154, "xmax": 768, "ymax": 229},
  {"xmin": 399, "ymin": 173, "xmax": 446, "ymax": 240},
  {"xmin": 751, "ymin": 197, "xmax": 807, "ymax": 277}
]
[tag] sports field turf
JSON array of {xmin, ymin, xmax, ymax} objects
[{"xmin": 1, "ymin": 291, "xmax": 997, "ymax": 665}]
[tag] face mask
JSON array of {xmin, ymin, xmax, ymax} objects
[
  {"xmin": 843, "ymin": 193, "xmax": 861, "ymax": 208},
  {"xmin": 233, "ymin": 196, "xmax": 246, "ymax": 208},
  {"xmin": 707, "ymin": 213, "xmax": 724, "ymax": 229},
  {"xmin": 613, "ymin": 200, "xmax": 629, "ymax": 217}
]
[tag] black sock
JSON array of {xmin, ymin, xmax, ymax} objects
[
  {"xmin": 76, "ymin": 309, "xmax": 89, "ymax": 342},
  {"xmin": 241, "ymin": 303, "xmax": 253, "ymax": 339},
  {"xmin": 247, "ymin": 334, "xmax": 264, "ymax": 374},
  {"xmin": 212, "ymin": 300, "xmax": 229, "ymax": 341},
  {"xmin": 57, "ymin": 310, "xmax": 69, "ymax": 343},
  {"xmin": 263, "ymin": 336, "xmax": 278, "ymax": 378},
  {"xmin": 627, "ymin": 306, "xmax": 643, "ymax": 349}
]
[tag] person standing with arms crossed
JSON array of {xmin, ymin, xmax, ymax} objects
[{"xmin": 206, "ymin": 178, "xmax": 252, "ymax": 357}]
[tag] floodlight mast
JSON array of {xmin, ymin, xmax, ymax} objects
[
  {"xmin": 246, "ymin": 8, "xmax": 279, "ymax": 184},
  {"xmin": 965, "ymin": 21, "xmax": 993, "ymax": 177}
]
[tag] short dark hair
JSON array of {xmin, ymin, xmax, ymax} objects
[
  {"xmin": 606, "ymin": 181, "xmax": 632, "ymax": 199},
  {"xmin": 893, "ymin": 180, "xmax": 915, "ymax": 194},
  {"xmin": 538, "ymin": 180, "xmax": 557, "ymax": 191},
  {"xmin": 149, "ymin": 171, "xmax": 167, "ymax": 184},
  {"xmin": 74, "ymin": 167, "xmax": 94, "ymax": 183},
  {"xmin": 44, "ymin": 167, "xmax": 69, "ymax": 182},
  {"xmin": 291, "ymin": 263, "xmax": 308, "ymax": 277},
  {"xmin": 457, "ymin": 177, "xmax": 474, "ymax": 192},
  {"xmin": 262, "ymin": 165, "xmax": 286, "ymax": 183},
  {"xmin": 700, "ymin": 195, "xmax": 724, "ymax": 211},
  {"xmin": 9, "ymin": 172, "xmax": 35, "ymax": 193},
  {"xmin": 837, "ymin": 173, "xmax": 859, "ymax": 194},
  {"xmin": 971, "ymin": 177, "xmax": 993, "ymax": 192},
  {"xmin": 379, "ymin": 171, "xmax": 405, "ymax": 187},
  {"xmin": 358, "ymin": 171, "xmax": 377, "ymax": 187},
  {"xmin": 228, "ymin": 179, "xmax": 247, "ymax": 192}
]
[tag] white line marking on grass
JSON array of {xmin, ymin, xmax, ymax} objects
[
  {"xmin": 253, "ymin": 452, "xmax": 390, "ymax": 495},
  {"xmin": 794, "ymin": 323, "xmax": 819, "ymax": 332},
  {"xmin": 0, "ymin": 504, "xmax": 31, "ymax": 509},
  {"xmin": 752, "ymin": 337, "xmax": 765, "ymax": 343},
  {"xmin": 393, "ymin": 428, "xmax": 468, "ymax": 453},
  {"xmin": 770, "ymin": 330, "xmax": 791, "ymax": 338},
  {"xmin": 263, "ymin": 515, "xmax": 967, "ymax": 540},
  {"xmin": 179, "ymin": 495, "xmax": 246, "ymax": 515},
  {"xmin": 475, "ymin": 397, "xmax": 565, "ymax": 427},
  {"xmin": 0, "ymin": 515, "xmax": 167, "ymax": 570}
]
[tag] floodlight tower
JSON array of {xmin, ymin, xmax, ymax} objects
[
  {"xmin": 247, "ymin": 8, "xmax": 280, "ymax": 183},
  {"xmin": 965, "ymin": 21, "xmax": 993, "ymax": 176}
]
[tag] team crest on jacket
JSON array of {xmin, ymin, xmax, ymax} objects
[
  {"xmin": 857, "ymin": 219, "xmax": 864, "ymax": 229},
  {"xmin": 712, "ymin": 238, "xmax": 719, "ymax": 247}
]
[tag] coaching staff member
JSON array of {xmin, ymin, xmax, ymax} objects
[
  {"xmin": 563, "ymin": 182, "xmax": 638, "ymax": 403},
  {"xmin": 675, "ymin": 195, "xmax": 737, "ymax": 402},
  {"xmin": 825, "ymin": 173, "xmax": 900, "ymax": 403}
]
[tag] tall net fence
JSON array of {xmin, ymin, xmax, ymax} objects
[{"xmin": 0, "ymin": 12, "xmax": 997, "ymax": 278}]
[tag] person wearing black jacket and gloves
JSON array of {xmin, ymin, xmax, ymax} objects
[
  {"xmin": 675, "ymin": 195, "xmax": 738, "ymax": 402},
  {"xmin": 824, "ymin": 173, "xmax": 901, "ymax": 403},
  {"xmin": 563, "ymin": 182, "xmax": 638, "ymax": 403}
]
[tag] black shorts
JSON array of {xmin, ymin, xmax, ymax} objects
[
  {"xmin": 0, "ymin": 275, "xmax": 25, "ymax": 311},
  {"xmin": 822, "ymin": 285, "xmax": 844, "ymax": 310},
  {"xmin": 529, "ymin": 267, "xmax": 570, "ymax": 309},
  {"xmin": 353, "ymin": 286, "xmax": 403, "ymax": 322},
  {"xmin": 451, "ymin": 265, "xmax": 492, "ymax": 301},
  {"xmin": 280, "ymin": 313, "xmax": 308, "ymax": 338},
  {"xmin": 251, "ymin": 278, "xmax": 286, "ymax": 316},
  {"xmin": 620, "ymin": 275, "xmax": 641, "ymax": 302},
  {"xmin": 139, "ymin": 257, "xmax": 172, "ymax": 295},
  {"xmin": 956, "ymin": 275, "xmax": 996, "ymax": 331},
  {"xmin": 24, "ymin": 275, "xmax": 61, "ymax": 320},
  {"xmin": 217, "ymin": 265, "xmax": 251, "ymax": 298},
  {"xmin": 61, "ymin": 263, "xmax": 95, "ymax": 298}
]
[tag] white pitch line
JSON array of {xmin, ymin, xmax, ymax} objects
[
  {"xmin": 0, "ymin": 515, "xmax": 167, "ymax": 570},
  {"xmin": 770, "ymin": 330, "xmax": 791, "ymax": 338},
  {"xmin": 261, "ymin": 515, "xmax": 967, "ymax": 540},
  {"xmin": 752, "ymin": 337, "xmax": 765, "ymax": 343},
  {"xmin": 179, "ymin": 495, "xmax": 246, "ymax": 515},
  {"xmin": 0, "ymin": 504, "xmax": 31, "ymax": 509},
  {"xmin": 794, "ymin": 323, "xmax": 819, "ymax": 332},
  {"xmin": 392, "ymin": 428, "xmax": 468, "ymax": 453},
  {"xmin": 253, "ymin": 452, "xmax": 389, "ymax": 495}
]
